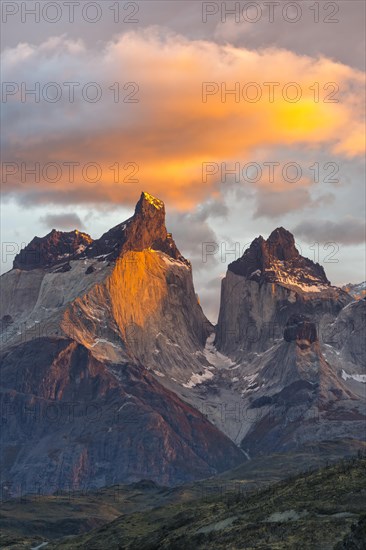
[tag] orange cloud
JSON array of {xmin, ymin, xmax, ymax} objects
[{"xmin": 2, "ymin": 30, "xmax": 364, "ymax": 210}]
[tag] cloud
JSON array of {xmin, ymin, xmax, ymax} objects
[
  {"xmin": 167, "ymin": 210, "xmax": 220, "ymax": 270},
  {"xmin": 254, "ymin": 188, "xmax": 313, "ymax": 218},
  {"xmin": 293, "ymin": 218, "xmax": 366, "ymax": 245},
  {"xmin": 39, "ymin": 212, "xmax": 85, "ymax": 230},
  {"xmin": 2, "ymin": 1, "xmax": 364, "ymax": 71},
  {"xmin": 1, "ymin": 29, "xmax": 364, "ymax": 211},
  {"xmin": 213, "ymin": 1, "xmax": 365, "ymax": 71},
  {"xmin": 193, "ymin": 198, "xmax": 228, "ymax": 222},
  {"xmin": 195, "ymin": 276, "xmax": 223, "ymax": 324},
  {"xmin": 254, "ymin": 187, "xmax": 336, "ymax": 219}
]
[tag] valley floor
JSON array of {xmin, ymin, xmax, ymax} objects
[{"xmin": 1, "ymin": 447, "xmax": 366, "ymax": 550}]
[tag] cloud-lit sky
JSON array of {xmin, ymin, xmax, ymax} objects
[{"xmin": 1, "ymin": 1, "xmax": 365, "ymax": 321}]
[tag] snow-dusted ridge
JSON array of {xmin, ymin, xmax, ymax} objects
[
  {"xmin": 264, "ymin": 259, "xmax": 329, "ymax": 293},
  {"xmin": 182, "ymin": 334, "xmax": 236, "ymax": 388},
  {"xmin": 342, "ymin": 369, "xmax": 366, "ymax": 383},
  {"xmin": 203, "ymin": 333, "xmax": 236, "ymax": 369}
]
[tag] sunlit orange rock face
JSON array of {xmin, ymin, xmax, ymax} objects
[
  {"xmin": 105, "ymin": 248, "xmax": 210, "ymax": 369},
  {"xmin": 107, "ymin": 250, "xmax": 169, "ymax": 355},
  {"xmin": 57, "ymin": 192, "xmax": 211, "ymax": 375}
]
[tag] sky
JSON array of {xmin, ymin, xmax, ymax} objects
[{"xmin": 1, "ymin": 0, "xmax": 365, "ymax": 321}]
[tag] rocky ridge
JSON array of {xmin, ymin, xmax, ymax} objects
[
  {"xmin": 1, "ymin": 194, "xmax": 364, "ymax": 492},
  {"xmin": 1, "ymin": 192, "xmax": 242, "ymax": 493},
  {"xmin": 215, "ymin": 227, "xmax": 351, "ymax": 357}
]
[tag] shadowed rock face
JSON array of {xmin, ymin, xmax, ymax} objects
[
  {"xmin": 238, "ymin": 309, "xmax": 364, "ymax": 456},
  {"xmin": 0, "ymin": 338, "xmax": 244, "ymax": 493},
  {"xmin": 215, "ymin": 228, "xmax": 351, "ymax": 357},
  {"xmin": 13, "ymin": 230, "xmax": 92, "ymax": 270},
  {"xmin": 284, "ymin": 314, "xmax": 318, "ymax": 344},
  {"xmin": 323, "ymin": 298, "xmax": 366, "ymax": 373},
  {"xmin": 228, "ymin": 227, "xmax": 329, "ymax": 286}
]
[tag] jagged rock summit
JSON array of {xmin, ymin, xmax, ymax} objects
[
  {"xmin": 13, "ymin": 192, "xmax": 188, "ymax": 270},
  {"xmin": 229, "ymin": 227, "xmax": 330, "ymax": 291},
  {"xmin": 216, "ymin": 227, "xmax": 351, "ymax": 357},
  {"xmin": 86, "ymin": 191, "xmax": 189, "ymax": 265},
  {"xmin": 3, "ymin": 191, "xmax": 210, "ymax": 371},
  {"xmin": 180, "ymin": 227, "xmax": 364, "ymax": 455},
  {"xmin": 13, "ymin": 229, "xmax": 92, "ymax": 270}
]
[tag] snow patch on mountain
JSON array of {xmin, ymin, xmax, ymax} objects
[
  {"xmin": 341, "ymin": 369, "xmax": 366, "ymax": 383},
  {"xmin": 153, "ymin": 370, "xmax": 165, "ymax": 377},
  {"xmin": 90, "ymin": 338, "xmax": 119, "ymax": 349},
  {"xmin": 241, "ymin": 373, "xmax": 260, "ymax": 394},
  {"xmin": 203, "ymin": 333, "xmax": 236, "ymax": 369},
  {"xmin": 181, "ymin": 334, "xmax": 237, "ymax": 389},
  {"xmin": 158, "ymin": 253, "xmax": 190, "ymax": 269},
  {"xmin": 266, "ymin": 259, "xmax": 329, "ymax": 293},
  {"xmin": 182, "ymin": 368, "xmax": 214, "ymax": 388},
  {"xmin": 342, "ymin": 281, "xmax": 366, "ymax": 300}
]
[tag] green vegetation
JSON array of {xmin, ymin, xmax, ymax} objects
[
  {"xmin": 49, "ymin": 455, "xmax": 366, "ymax": 549},
  {"xmin": 1, "ymin": 444, "xmax": 365, "ymax": 549}
]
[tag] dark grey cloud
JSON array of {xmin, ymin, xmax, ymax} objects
[
  {"xmin": 253, "ymin": 188, "xmax": 336, "ymax": 219},
  {"xmin": 193, "ymin": 199, "xmax": 228, "ymax": 222},
  {"xmin": 293, "ymin": 218, "xmax": 366, "ymax": 245},
  {"xmin": 167, "ymin": 211, "xmax": 219, "ymax": 270},
  {"xmin": 254, "ymin": 188, "xmax": 313, "ymax": 218},
  {"xmin": 40, "ymin": 212, "xmax": 85, "ymax": 231},
  {"xmin": 1, "ymin": 1, "xmax": 364, "ymax": 70},
  {"xmin": 214, "ymin": 0, "xmax": 365, "ymax": 71}
]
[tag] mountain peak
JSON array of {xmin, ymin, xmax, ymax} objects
[
  {"xmin": 133, "ymin": 191, "xmax": 166, "ymax": 226},
  {"xmin": 13, "ymin": 229, "xmax": 92, "ymax": 270},
  {"xmin": 228, "ymin": 227, "xmax": 330, "ymax": 291},
  {"xmin": 267, "ymin": 227, "xmax": 298, "ymax": 261},
  {"xmin": 139, "ymin": 191, "xmax": 164, "ymax": 211},
  {"xmin": 86, "ymin": 191, "xmax": 179, "ymax": 262},
  {"xmin": 269, "ymin": 226, "xmax": 292, "ymax": 237},
  {"xmin": 14, "ymin": 193, "xmax": 189, "ymax": 271}
]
